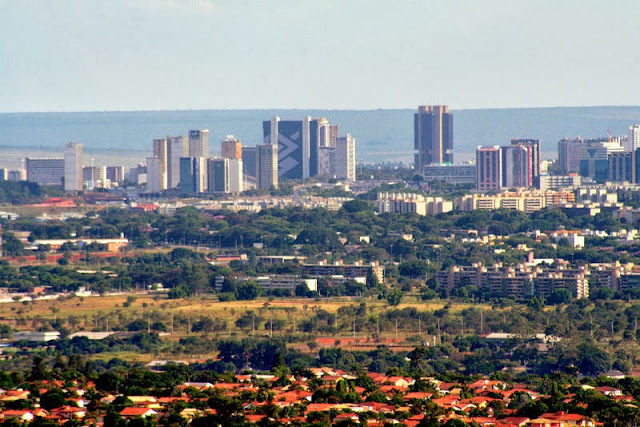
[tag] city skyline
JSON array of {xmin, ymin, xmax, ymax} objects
[{"xmin": 2, "ymin": 1, "xmax": 640, "ymax": 112}]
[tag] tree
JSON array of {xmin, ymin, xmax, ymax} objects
[
  {"xmin": 399, "ymin": 260, "xmax": 428, "ymax": 279},
  {"xmin": 386, "ymin": 288, "xmax": 403, "ymax": 306},
  {"xmin": 578, "ymin": 341, "xmax": 611, "ymax": 376},
  {"xmin": 235, "ymin": 281, "xmax": 261, "ymax": 300}
]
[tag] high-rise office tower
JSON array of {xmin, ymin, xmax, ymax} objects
[
  {"xmin": 153, "ymin": 138, "xmax": 168, "ymax": 191},
  {"xmin": 242, "ymin": 147, "xmax": 257, "ymax": 178},
  {"xmin": 335, "ymin": 134, "xmax": 356, "ymax": 181},
  {"xmin": 206, "ymin": 157, "xmax": 243, "ymax": 194},
  {"xmin": 64, "ymin": 142, "xmax": 83, "ymax": 191},
  {"xmin": 83, "ymin": 166, "xmax": 107, "ymax": 189},
  {"xmin": 167, "ymin": 136, "xmax": 188, "ymax": 189},
  {"xmin": 221, "ymin": 135, "xmax": 242, "ymax": 160},
  {"xmin": 510, "ymin": 139, "xmax": 540, "ymax": 187},
  {"xmin": 263, "ymin": 116, "xmax": 311, "ymax": 180},
  {"xmin": 188, "ymin": 129, "xmax": 210, "ymax": 158},
  {"xmin": 309, "ymin": 117, "xmax": 330, "ymax": 176},
  {"xmin": 500, "ymin": 145, "xmax": 529, "ymax": 188},
  {"xmin": 608, "ymin": 151, "xmax": 638, "ymax": 183},
  {"xmin": 26, "ymin": 158, "xmax": 65, "ymax": 186},
  {"xmin": 257, "ymin": 144, "xmax": 278, "ymax": 190},
  {"xmin": 558, "ymin": 137, "xmax": 623, "ymax": 175},
  {"xmin": 414, "ymin": 105, "xmax": 453, "ymax": 171},
  {"xmin": 630, "ymin": 125, "xmax": 640, "ymax": 152},
  {"xmin": 106, "ymin": 166, "xmax": 124, "ymax": 185},
  {"xmin": 207, "ymin": 158, "xmax": 228, "ymax": 193},
  {"xmin": 146, "ymin": 157, "xmax": 164, "ymax": 193},
  {"xmin": 180, "ymin": 157, "xmax": 207, "ymax": 194},
  {"xmin": 317, "ymin": 147, "xmax": 335, "ymax": 177},
  {"xmin": 476, "ymin": 146, "xmax": 502, "ymax": 191}
]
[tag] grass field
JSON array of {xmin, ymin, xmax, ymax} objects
[{"xmin": 0, "ymin": 293, "xmax": 494, "ymax": 362}]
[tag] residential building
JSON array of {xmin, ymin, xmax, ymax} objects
[
  {"xmin": 257, "ymin": 144, "xmax": 278, "ymax": 190},
  {"xmin": 414, "ymin": 105, "xmax": 453, "ymax": 171},
  {"xmin": 64, "ymin": 142, "xmax": 82, "ymax": 191},
  {"xmin": 377, "ymin": 193, "xmax": 453, "ymax": 215},
  {"xmin": 188, "ymin": 129, "xmax": 209, "ymax": 158},
  {"xmin": 423, "ymin": 163, "xmax": 476, "ymax": 186},
  {"xmin": 25, "ymin": 158, "xmax": 65, "ymax": 186},
  {"xmin": 538, "ymin": 173, "xmax": 581, "ymax": 190},
  {"xmin": 476, "ymin": 146, "xmax": 501, "ymax": 191},
  {"xmin": 335, "ymin": 134, "xmax": 356, "ymax": 181}
]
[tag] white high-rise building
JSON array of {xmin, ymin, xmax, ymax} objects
[
  {"xmin": 153, "ymin": 138, "xmax": 168, "ymax": 190},
  {"xmin": 189, "ymin": 129, "xmax": 210, "ymax": 158},
  {"xmin": 335, "ymin": 134, "xmax": 356, "ymax": 181},
  {"xmin": 630, "ymin": 125, "xmax": 640, "ymax": 152},
  {"xmin": 64, "ymin": 142, "xmax": 83, "ymax": 191},
  {"xmin": 146, "ymin": 157, "xmax": 164, "ymax": 193},
  {"xmin": 167, "ymin": 136, "xmax": 188, "ymax": 189}
]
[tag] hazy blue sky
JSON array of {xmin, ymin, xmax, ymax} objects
[{"xmin": 1, "ymin": 0, "xmax": 639, "ymax": 112}]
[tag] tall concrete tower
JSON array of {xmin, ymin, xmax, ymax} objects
[
  {"xmin": 64, "ymin": 142, "xmax": 83, "ymax": 191},
  {"xmin": 189, "ymin": 129, "xmax": 210, "ymax": 158},
  {"xmin": 414, "ymin": 105, "xmax": 453, "ymax": 171}
]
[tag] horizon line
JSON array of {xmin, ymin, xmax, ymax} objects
[{"xmin": 1, "ymin": 104, "xmax": 640, "ymax": 115}]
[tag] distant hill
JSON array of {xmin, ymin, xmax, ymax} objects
[{"xmin": 1, "ymin": 106, "xmax": 639, "ymax": 163}]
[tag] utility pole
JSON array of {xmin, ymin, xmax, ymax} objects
[
  {"xmin": 353, "ymin": 317, "xmax": 356, "ymax": 339},
  {"xmin": 395, "ymin": 318, "xmax": 398, "ymax": 340},
  {"xmin": 480, "ymin": 311, "xmax": 484, "ymax": 335}
]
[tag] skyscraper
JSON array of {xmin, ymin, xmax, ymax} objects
[
  {"xmin": 257, "ymin": 144, "xmax": 278, "ymax": 190},
  {"xmin": 180, "ymin": 157, "xmax": 207, "ymax": 194},
  {"xmin": 207, "ymin": 157, "xmax": 243, "ymax": 194},
  {"xmin": 153, "ymin": 138, "xmax": 168, "ymax": 191},
  {"xmin": 167, "ymin": 136, "xmax": 188, "ymax": 189},
  {"xmin": 188, "ymin": 129, "xmax": 210, "ymax": 158},
  {"xmin": 242, "ymin": 147, "xmax": 257, "ymax": 178},
  {"xmin": 510, "ymin": 139, "xmax": 540, "ymax": 187},
  {"xmin": 64, "ymin": 142, "xmax": 82, "ymax": 191},
  {"xmin": 500, "ymin": 145, "xmax": 529, "ymax": 188},
  {"xmin": 106, "ymin": 166, "xmax": 124, "ymax": 185},
  {"xmin": 146, "ymin": 157, "xmax": 163, "ymax": 193},
  {"xmin": 414, "ymin": 105, "xmax": 453, "ymax": 171},
  {"xmin": 476, "ymin": 146, "xmax": 501, "ymax": 191},
  {"xmin": 630, "ymin": 125, "xmax": 640, "ymax": 152},
  {"xmin": 221, "ymin": 135, "xmax": 242, "ymax": 160},
  {"xmin": 263, "ymin": 116, "xmax": 311, "ymax": 180},
  {"xmin": 335, "ymin": 134, "xmax": 356, "ymax": 181}
]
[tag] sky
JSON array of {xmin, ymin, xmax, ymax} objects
[{"xmin": 1, "ymin": 0, "xmax": 639, "ymax": 112}]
